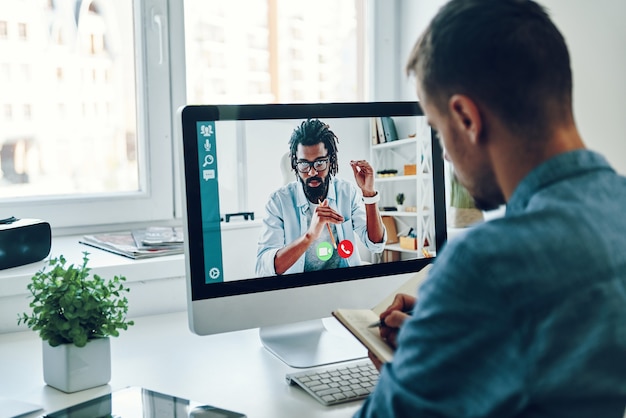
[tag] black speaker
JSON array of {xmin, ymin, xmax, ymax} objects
[{"xmin": 0, "ymin": 217, "xmax": 51, "ymax": 270}]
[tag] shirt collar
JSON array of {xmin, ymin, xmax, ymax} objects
[{"xmin": 506, "ymin": 149, "xmax": 614, "ymax": 215}]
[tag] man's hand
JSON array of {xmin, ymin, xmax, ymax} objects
[
  {"xmin": 378, "ymin": 293, "xmax": 416, "ymax": 348},
  {"xmin": 350, "ymin": 160, "xmax": 376, "ymax": 196},
  {"xmin": 274, "ymin": 199, "xmax": 344, "ymax": 275},
  {"xmin": 367, "ymin": 293, "xmax": 416, "ymax": 371},
  {"xmin": 307, "ymin": 199, "xmax": 344, "ymax": 239},
  {"xmin": 368, "ymin": 350, "xmax": 384, "ymax": 371}
]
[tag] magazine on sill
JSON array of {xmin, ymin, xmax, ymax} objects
[
  {"xmin": 79, "ymin": 227, "xmax": 184, "ymax": 260},
  {"xmin": 131, "ymin": 226, "xmax": 184, "ymax": 248}
]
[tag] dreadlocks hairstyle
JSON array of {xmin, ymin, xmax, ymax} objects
[{"xmin": 288, "ymin": 119, "xmax": 340, "ymax": 176}]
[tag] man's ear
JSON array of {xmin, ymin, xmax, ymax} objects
[{"xmin": 448, "ymin": 95, "xmax": 482, "ymax": 145}]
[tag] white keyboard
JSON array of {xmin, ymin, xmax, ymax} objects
[{"xmin": 286, "ymin": 360, "xmax": 379, "ymax": 406}]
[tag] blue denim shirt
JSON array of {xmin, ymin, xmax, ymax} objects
[
  {"xmin": 356, "ymin": 150, "xmax": 626, "ymax": 417},
  {"xmin": 255, "ymin": 177, "xmax": 386, "ymax": 276}
]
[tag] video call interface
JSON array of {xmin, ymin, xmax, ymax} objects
[{"xmin": 190, "ymin": 114, "xmax": 439, "ymax": 287}]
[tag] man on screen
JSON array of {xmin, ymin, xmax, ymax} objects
[{"xmin": 255, "ymin": 119, "xmax": 386, "ymax": 276}]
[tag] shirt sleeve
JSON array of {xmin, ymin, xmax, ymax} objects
[
  {"xmin": 355, "ymin": 238, "xmax": 526, "ymax": 418},
  {"xmin": 255, "ymin": 195, "xmax": 285, "ymax": 276}
]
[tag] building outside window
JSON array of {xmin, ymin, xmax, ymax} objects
[{"xmin": 0, "ymin": 0, "xmax": 365, "ymax": 231}]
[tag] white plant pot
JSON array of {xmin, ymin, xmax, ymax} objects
[{"xmin": 42, "ymin": 337, "xmax": 111, "ymax": 393}]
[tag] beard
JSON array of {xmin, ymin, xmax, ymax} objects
[
  {"xmin": 473, "ymin": 194, "xmax": 505, "ymax": 212},
  {"xmin": 455, "ymin": 169, "xmax": 505, "ymax": 211},
  {"xmin": 300, "ymin": 175, "xmax": 330, "ymax": 203}
]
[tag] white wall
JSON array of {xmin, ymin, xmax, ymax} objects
[
  {"xmin": 545, "ymin": 1, "xmax": 626, "ymax": 175},
  {"xmin": 385, "ymin": 0, "xmax": 626, "ymax": 174}
]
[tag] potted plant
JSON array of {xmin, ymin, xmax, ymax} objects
[
  {"xmin": 18, "ymin": 252, "xmax": 133, "ymax": 393},
  {"xmin": 448, "ymin": 164, "xmax": 484, "ymax": 227},
  {"xmin": 395, "ymin": 192, "xmax": 406, "ymax": 212}
]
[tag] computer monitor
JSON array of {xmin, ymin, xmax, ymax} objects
[{"xmin": 179, "ymin": 102, "xmax": 446, "ymax": 368}]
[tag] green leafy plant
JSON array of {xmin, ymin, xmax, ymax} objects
[
  {"xmin": 18, "ymin": 252, "xmax": 134, "ymax": 347},
  {"xmin": 395, "ymin": 193, "xmax": 405, "ymax": 205}
]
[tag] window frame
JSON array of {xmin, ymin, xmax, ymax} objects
[
  {"xmin": 0, "ymin": 0, "xmax": 178, "ymax": 234},
  {"xmin": 0, "ymin": 0, "xmax": 381, "ymax": 234}
]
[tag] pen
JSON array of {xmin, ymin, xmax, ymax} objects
[
  {"xmin": 319, "ymin": 199, "xmax": 337, "ymax": 249},
  {"xmin": 367, "ymin": 308, "xmax": 413, "ymax": 328},
  {"xmin": 367, "ymin": 320, "xmax": 386, "ymax": 329}
]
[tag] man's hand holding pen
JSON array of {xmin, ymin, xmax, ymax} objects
[
  {"xmin": 377, "ymin": 293, "xmax": 416, "ymax": 348},
  {"xmin": 309, "ymin": 199, "xmax": 343, "ymax": 240},
  {"xmin": 368, "ymin": 293, "xmax": 417, "ymax": 370}
]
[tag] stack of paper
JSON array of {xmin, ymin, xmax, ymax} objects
[{"xmin": 80, "ymin": 227, "xmax": 184, "ymax": 259}]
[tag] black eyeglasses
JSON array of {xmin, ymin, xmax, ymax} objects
[{"xmin": 295, "ymin": 157, "xmax": 330, "ymax": 173}]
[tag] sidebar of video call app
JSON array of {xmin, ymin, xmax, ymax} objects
[{"xmin": 197, "ymin": 121, "xmax": 224, "ymax": 284}]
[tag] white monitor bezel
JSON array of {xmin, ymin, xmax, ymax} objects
[{"xmin": 179, "ymin": 102, "xmax": 447, "ymax": 337}]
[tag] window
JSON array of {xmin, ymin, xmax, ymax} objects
[
  {"xmin": 183, "ymin": 0, "xmax": 363, "ymax": 105},
  {"xmin": 0, "ymin": 0, "xmax": 365, "ymax": 232},
  {"xmin": 23, "ymin": 104, "xmax": 31, "ymax": 120},
  {"xmin": 0, "ymin": 0, "xmax": 174, "ymax": 230},
  {"xmin": 3, "ymin": 104, "xmax": 12, "ymax": 120},
  {"xmin": 181, "ymin": 0, "xmax": 364, "ymax": 214},
  {"xmin": 20, "ymin": 64, "xmax": 30, "ymax": 82},
  {"xmin": 0, "ymin": 63, "xmax": 9, "ymax": 80},
  {"xmin": 17, "ymin": 23, "xmax": 27, "ymax": 40}
]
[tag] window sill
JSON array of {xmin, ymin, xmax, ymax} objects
[
  {"xmin": 0, "ymin": 234, "xmax": 188, "ymax": 334},
  {"xmin": 0, "ymin": 220, "xmax": 262, "ymax": 334},
  {"xmin": 0, "ymin": 235, "xmax": 186, "ymax": 298}
]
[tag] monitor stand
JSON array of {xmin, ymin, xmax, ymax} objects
[{"xmin": 259, "ymin": 317, "xmax": 367, "ymax": 368}]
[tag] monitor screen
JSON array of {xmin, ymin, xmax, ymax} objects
[{"xmin": 179, "ymin": 102, "xmax": 446, "ymax": 367}]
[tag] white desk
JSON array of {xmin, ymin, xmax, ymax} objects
[{"xmin": 0, "ymin": 311, "xmax": 363, "ymax": 418}]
